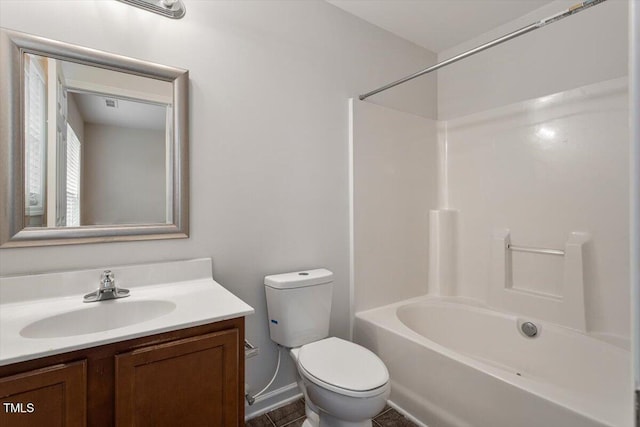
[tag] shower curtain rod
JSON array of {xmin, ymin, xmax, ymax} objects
[{"xmin": 359, "ymin": 0, "xmax": 607, "ymax": 101}]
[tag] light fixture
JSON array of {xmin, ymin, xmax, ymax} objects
[{"xmin": 116, "ymin": 0, "xmax": 186, "ymax": 19}]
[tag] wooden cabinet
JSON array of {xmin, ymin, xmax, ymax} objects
[
  {"xmin": 0, "ymin": 361, "xmax": 87, "ymax": 427},
  {"xmin": 115, "ymin": 329, "xmax": 239, "ymax": 427},
  {"xmin": 0, "ymin": 317, "xmax": 244, "ymax": 427}
]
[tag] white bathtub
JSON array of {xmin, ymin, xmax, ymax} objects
[{"xmin": 353, "ymin": 296, "xmax": 632, "ymax": 427}]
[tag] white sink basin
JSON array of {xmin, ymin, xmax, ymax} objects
[{"xmin": 20, "ymin": 300, "xmax": 176, "ymax": 339}]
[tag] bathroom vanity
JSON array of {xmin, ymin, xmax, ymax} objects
[
  {"xmin": 0, "ymin": 259, "xmax": 254, "ymax": 427},
  {"xmin": 1, "ymin": 318, "xmax": 243, "ymax": 427}
]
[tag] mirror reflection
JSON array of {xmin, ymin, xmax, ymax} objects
[{"xmin": 23, "ymin": 53, "xmax": 173, "ymax": 228}]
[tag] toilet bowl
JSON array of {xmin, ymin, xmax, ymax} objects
[
  {"xmin": 290, "ymin": 337, "xmax": 390, "ymax": 427},
  {"xmin": 264, "ymin": 269, "xmax": 391, "ymax": 427}
]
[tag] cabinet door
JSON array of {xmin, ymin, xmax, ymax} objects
[
  {"xmin": 0, "ymin": 360, "xmax": 86, "ymax": 427},
  {"xmin": 115, "ymin": 328, "xmax": 239, "ymax": 427}
]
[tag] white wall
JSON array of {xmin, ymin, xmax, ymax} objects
[
  {"xmin": 0, "ymin": 0, "xmax": 436, "ymax": 411},
  {"xmin": 437, "ymin": 0, "xmax": 630, "ymax": 341},
  {"xmin": 67, "ymin": 92, "xmax": 84, "ymax": 143},
  {"xmin": 82, "ymin": 123, "xmax": 166, "ymax": 225},
  {"xmin": 351, "ymin": 100, "xmax": 437, "ymax": 313},
  {"xmin": 437, "ymin": 0, "xmax": 628, "ymax": 120}
]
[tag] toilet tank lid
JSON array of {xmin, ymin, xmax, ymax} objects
[{"xmin": 264, "ymin": 269, "xmax": 333, "ymax": 289}]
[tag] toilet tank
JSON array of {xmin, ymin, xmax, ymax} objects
[{"xmin": 264, "ymin": 269, "xmax": 333, "ymax": 348}]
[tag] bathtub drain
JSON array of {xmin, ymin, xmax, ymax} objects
[{"xmin": 521, "ymin": 321, "xmax": 538, "ymax": 338}]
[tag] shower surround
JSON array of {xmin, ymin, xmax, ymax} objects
[
  {"xmin": 444, "ymin": 77, "xmax": 629, "ymax": 341},
  {"xmin": 350, "ymin": 76, "xmax": 631, "ymax": 426}
]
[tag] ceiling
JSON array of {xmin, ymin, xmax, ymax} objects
[
  {"xmin": 72, "ymin": 92, "xmax": 166, "ymax": 132},
  {"xmin": 326, "ymin": 0, "xmax": 555, "ymax": 53}
]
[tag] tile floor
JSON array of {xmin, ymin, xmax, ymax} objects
[{"xmin": 245, "ymin": 399, "xmax": 418, "ymax": 427}]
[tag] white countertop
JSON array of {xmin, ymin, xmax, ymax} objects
[{"xmin": 0, "ymin": 259, "xmax": 254, "ymax": 366}]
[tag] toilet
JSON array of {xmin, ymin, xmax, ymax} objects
[{"xmin": 265, "ymin": 269, "xmax": 390, "ymax": 427}]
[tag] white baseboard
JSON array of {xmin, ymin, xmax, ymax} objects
[
  {"xmin": 388, "ymin": 400, "xmax": 429, "ymax": 427},
  {"xmin": 245, "ymin": 383, "xmax": 303, "ymax": 421}
]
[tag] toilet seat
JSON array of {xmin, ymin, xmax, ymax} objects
[{"xmin": 297, "ymin": 337, "xmax": 389, "ymax": 398}]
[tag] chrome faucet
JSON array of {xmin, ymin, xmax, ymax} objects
[{"xmin": 83, "ymin": 270, "xmax": 130, "ymax": 302}]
